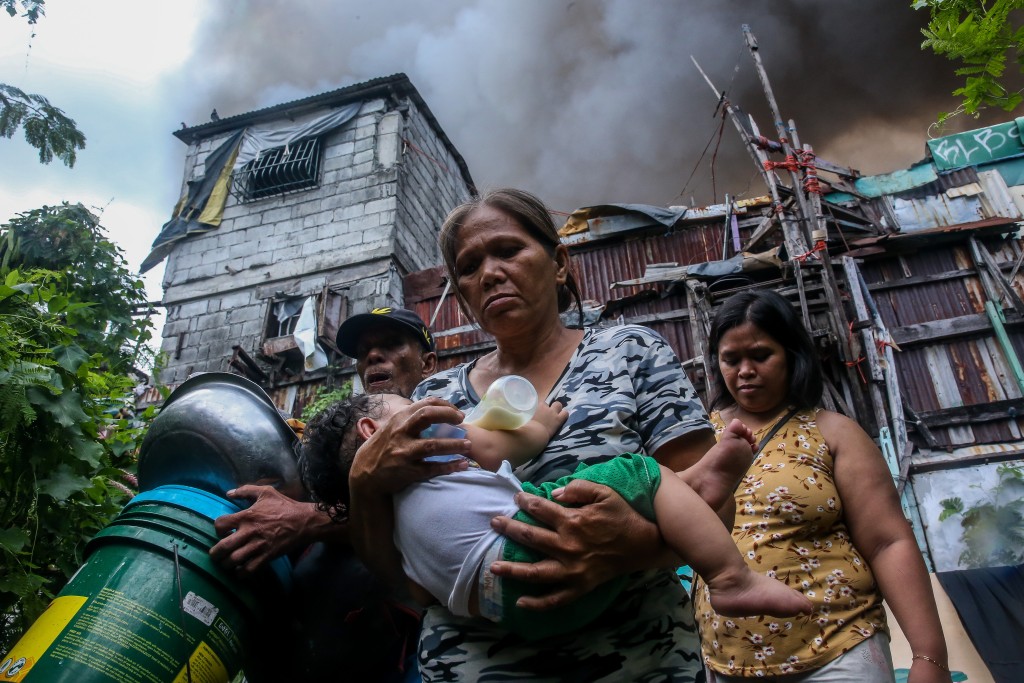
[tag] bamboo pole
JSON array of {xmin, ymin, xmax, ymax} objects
[
  {"xmin": 788, "ymin": 119, "xmax": 863, "ymax": 421},
  {"xmin": 742, "ymin": 25, "xmax": 814, "ymax": 250},
  {"xmin": 842, "ymin": 256, "xmax": 888, "ymax": 433},
  {"xmin": 690, "ymin": 56, "xmax": 806, "ymax": 260}
]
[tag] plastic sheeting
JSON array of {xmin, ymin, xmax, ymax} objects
[
  {"xmin": 142, "ymin": 103, "xmax": 362, "ymax": 273},
  {"xmin": 936, "ymin": 564, "xmax": 1024, "ymax": 683},
  {"xmin": 560, "ymin": 204, "xmax": 688, "ymax": 237},
  {"xmin": 141, "ymin": 130, "xmax": 244, "ymax": 272},
  {"xmin": 294, "ymin": 296, "xmax": 327, "ymax": 372},
  {"xmin": 233, "ymin": 103, "xmax": 361, "ymax": 170}
]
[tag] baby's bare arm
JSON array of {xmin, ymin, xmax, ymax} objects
[{"xmin": 466, "ymin": 401, "xmax": 566, "ymax": 471}]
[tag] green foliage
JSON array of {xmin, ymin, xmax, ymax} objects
[
  {"xmin": 0, "ymin": 83, "xmax": 86, "ymax": 168},
  {"xmin": 1, "ymin": 2, "xmax": 86, "ymax": 168},
  {"xmin": 0, "ymin": 203, "xmax": 152, "ymax": 366},
  {"xmin": 938, "ymin": 495, "xmax": 964, "ymax": 521},
  {"xmin": 938, "ymin": 463, "xmax": 1024, "ymax": 568},
  {"xmin": 914, "ymin": 0, "xmax": 1024, "ymax": 120},
  {"xmin": 0, "ymin": 208, "xmax": 157, "ymax": 652},
  {"xmin": 300, "ymin": 381, "xmax": 354, "ymax": 421}
]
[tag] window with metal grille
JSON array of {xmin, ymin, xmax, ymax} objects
[{"xmin": 236, "ymin": 137, "xmax": 323, "ymax": 200}]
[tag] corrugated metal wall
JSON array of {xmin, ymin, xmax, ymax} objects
[{"xmin": 859, "ymin": 233, "xmax": 1024, "ymax": 449}]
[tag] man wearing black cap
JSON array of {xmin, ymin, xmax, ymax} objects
[
  {"xmin": 336, "ymin": 306, "xmax": 438, "ymax": 398},
  {"xmin": 210, "ymin": 305, "xmax": 438, "ymax": 682}
]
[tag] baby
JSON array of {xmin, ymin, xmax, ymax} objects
[{"xmin": 300, "ymin": 393, "xmax": 810, "ymax": 640}]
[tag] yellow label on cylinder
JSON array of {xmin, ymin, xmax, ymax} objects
[
  {"xmin": 173, "ymin": 641, "xmax": 228, "ymax": 683},
  {"xmin": 0, "ymin": 595, "xmax": 88, "ymax": 681}
]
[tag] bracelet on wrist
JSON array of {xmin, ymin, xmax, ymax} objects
[{"xmin": 912, "ymin": 654, "xmax": 949, "ymax": 672}]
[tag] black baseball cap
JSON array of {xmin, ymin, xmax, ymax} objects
[{"xmin": 336, "ymin": 306, "xmax": 436, "ymax": 358}]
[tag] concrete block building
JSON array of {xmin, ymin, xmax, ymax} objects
[{"xmin": 144, "ymin": 74, "xmax": 474, "ymax": 413}]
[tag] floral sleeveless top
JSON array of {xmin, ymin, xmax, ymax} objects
[{"xmin": 693, "ymin": 409, "xmax": 887, "ymax": 677}]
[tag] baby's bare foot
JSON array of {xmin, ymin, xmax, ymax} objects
[
  {"xmin": 721, "ymin": 418, "xmax": 756, "ymax": 451},
  {"xmin": 709, "ymin": 568, "xmax": 813, "ymax": 618},
  {"xmin": 693, "ymin": 419, "xmax": 755, "ymax": 509}
]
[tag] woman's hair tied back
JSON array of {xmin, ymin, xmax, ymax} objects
[{"xmin": 439, "ymin": 188, "xmax": 583, "ymax": 321}]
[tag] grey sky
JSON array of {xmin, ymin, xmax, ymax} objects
[{"xmin": 1, "ymin": 0, "xmax": 1015, "ymax": 297}]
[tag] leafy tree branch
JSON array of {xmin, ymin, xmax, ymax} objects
[
  {"xmin": 0, "ymin": 84, "xmax": 86, "ymax": 167},
  {"xmin": 914, "ymin": 0, "xmax": 1024, "ymax": 119},
  {"xmin": 1, "ymin": 0, "xmax": 86, "ymax": 167},
  {"xmin": 0, "ymin": 205, "xmax": 156, "ymax": 651}
]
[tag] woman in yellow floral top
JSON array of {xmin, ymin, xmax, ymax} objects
[{"xmin": 694, "ymin": 290, "xmax": 950, "ymax": 683}]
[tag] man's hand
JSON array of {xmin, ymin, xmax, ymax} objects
[
  {"xmin": 487, "ymin": 479, "xmax": 664, "ymax": 611},
  {"xmin": 348, "ymin": 397, "xmax": 469, "ymax": 588},
  {"xmin": 349, "ymin": 397, "xmax": 470, "ymax": 495},
  {"xmin": 211, "ymin": 485, "xmax": 326, "ymax": 575}
]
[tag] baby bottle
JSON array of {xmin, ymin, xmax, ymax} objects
[
  {"xmin": 462, "ymin": 375, "xmax": 538, "ymax": 430},
  {"xmin": 421, "ymin": 375, "xmax": 538, "ymax": 462},
  {"xmin": 420, "ymin": 422, "xmax": 467, "ymax": 463}
]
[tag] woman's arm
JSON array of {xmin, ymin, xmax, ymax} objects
[
  {"xmin": 348, "ymin": 398, "xmax": 470, "ymax": 589},
  {"xmin": 824, "ymin": 411, "xmax": 951, "ymax": 683},
  {"xmin": 492, "ymin": 330, "xmax": 723, "ymax": 609},
  {"xmin": 489, "ymin": 425, "xmax": 719, "ymax": 609},
  {"xmin": 489, "ymin": 478, "xmax": 667, "ymax": 609}
]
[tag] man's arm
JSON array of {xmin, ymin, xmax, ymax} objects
[
  {"xmin": 210, "ymin": 485, "xmax": 348, "ymax": 575},
  {"xmin": 348, "ymin": 398, "xmax": 470, "ymax": 588},
  {"xmin": 489, "ymin": 425, "xmax": 747, "ymax": 609}
]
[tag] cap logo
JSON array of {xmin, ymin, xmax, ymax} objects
[{"xmin": 371, "ymin": 307, "xmax": 393, "ymax": 315}]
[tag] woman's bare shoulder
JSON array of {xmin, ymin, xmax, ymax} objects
[
  {"xmin": 815, "ymin": 409, "xmax": 875, "ymax": 452},
  {"xmin": 814, "ymin": 409, "xmax": 854, "ymax": 428}
]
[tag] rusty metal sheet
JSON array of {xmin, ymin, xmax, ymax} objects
[{"xmin": 859, "ymin": 237, "xmax": 1024, "ymax": 447}]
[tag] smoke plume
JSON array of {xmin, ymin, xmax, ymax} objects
[{"xmin": 179, "ymin": 1, "xmax": 1019, "ymax": 212}]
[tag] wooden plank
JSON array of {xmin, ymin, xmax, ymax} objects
[
  {"xmin": 745, "ymin": 203, "xmax": 787, "ymax": 251},
  {"xmin": 830, "ymin": 218, "xmax": 876, "ymax": 233},
  {"xmin": 867, "ymin": 265, "xmax": 979, "ymax": 292},
  {"xmin": 744, "ymin": 26, "xmax": 814, "ymax": 252},
  {"xmin": 686, "ymin": 279, "xmax": 713, "ymax": 388},
  {"xmin": 911, "ymin": 447, "xmax": 1024, "ymax": 473},
  {"xmin": 621, "ymin": 308, "xmax": 691, "ymax": 326},
  {"xmin": 889, "ymin": 312, "xmax": 1024, "ymax": 346},
  {"xmin": 915, "ymin": 397, "xmax": 1024, "ymax": 427},
  {"xmin": 841, "ymin": 257, "xmax": 881, "ymax": 381},
  {"xmin": 896, "ymin": 442, "xmax": 914, "ymax": 496},
  {"xmin": 842, "ymin": 256, "xmax": 889, "ymax": 433},
  {"xmin": 879, "ymin": 330, "xmax": 909, "ymax": 453},
  {"xmin": 862, "ymin": 254, "xmax": 1023, "ymax": 297},
  {"xmin": 972, "ymin": 236, "xmax": 1024, "ymax": 316},
  {"xmin": 230, "ymin": 344, "xmax": 270, "ymax": 383},
  {"xmin": 262, "ymin": 334, "xmax": 301, "ymax": 357},
  {"xmin": 316, "ymin": 286, "xmax": 347, "ymax": 353},
  {"xmin": 902, "ymin": 399, "xmax": 938, "ymax": 448},
  {"xmin": 403, "ymin": 266, "xmax": 448, "ymax": 303},
  {"xmin": 852, "ymin": 261, "xmax": 910, "ymax": 451},
  {"xmin": 692, "ymin": 51, "xmax": 804, "ymax": 258}
]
